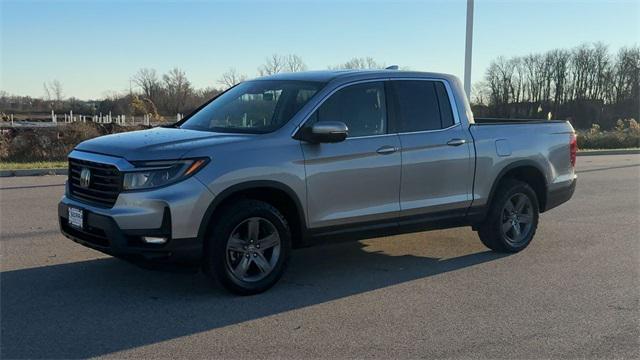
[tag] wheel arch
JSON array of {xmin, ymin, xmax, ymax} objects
[
  {"xmin": 197, "ymin": 180, "xmax": 307, "ymax": 250},
  {"xmin": 487, "ymin": 160, "xmax": 549, "ymax": 213}
]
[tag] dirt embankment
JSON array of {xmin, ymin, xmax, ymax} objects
[{"xmin": 0, "ymin": 122, "xmax": 150, "ymax": 162}]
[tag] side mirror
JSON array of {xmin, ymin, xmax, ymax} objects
[{"xmin": 304, "ymin": 121, "xmax": 348, "ymax": 143}]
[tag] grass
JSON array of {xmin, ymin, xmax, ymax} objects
[{"xmin": 0, "ymin": 161, "xmax": 67, "ymax": 170}]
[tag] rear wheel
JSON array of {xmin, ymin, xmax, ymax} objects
[
  {"xmin": 204, "ymin": 199, "xmax": 291, "ymax": 295},
  {"xmin": 477, "ymin": 179, "xmax": 539, "ymax": 253}
]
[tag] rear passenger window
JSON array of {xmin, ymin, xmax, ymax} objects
[
  {"xmin": 313, "ymin": 82, "xmax": 387, "ymax": 137},
  {"xmin": 391, "ymin": 80, "xmax": 455, "ymax": 132}
]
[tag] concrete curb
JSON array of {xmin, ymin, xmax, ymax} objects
[
  {"xmin": 577, "ymin": 149, "xmax": 640, "ymax": 156},
  {"xmin": 0, "ymin": 168, "xmax": 67, "ymax": 177}
]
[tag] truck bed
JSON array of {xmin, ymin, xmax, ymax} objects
[
  {"xmin": 473, "ymin": 117, "xmax": 568, "ymax": 125},
  {"xmin": 467, "ymin": 119, "xmax": 576, "ymax": 210}
]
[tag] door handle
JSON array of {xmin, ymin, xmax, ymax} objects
[
  {"xmin": 447, "ymin": 138, "xmax": 467, "ymax": 146},
  {"xmin": 376, "ymin": 145, "xmax": 398, "ymax": 155}
]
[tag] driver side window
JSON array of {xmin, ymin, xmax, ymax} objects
[{"xmin": 312, "ymin": 82, "xmax": 387, "ymax": 138}]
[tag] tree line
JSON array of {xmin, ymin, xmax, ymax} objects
[
  {"xmin": 0, "ymin": 55, "xmax": 385, "ymax": 120},
  {"xmin": 2, "ymin": 46, "xmax": 638, "ymax": 130},
  {"xmin": 472, "ymin": 43, "xmax": 639, "ymax": 129}
]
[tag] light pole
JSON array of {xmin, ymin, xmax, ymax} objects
[{"xmin": 464, "ymin": 0, "xmax": 474, "ymax": 100}]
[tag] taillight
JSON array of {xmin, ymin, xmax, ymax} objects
[{"xmin": 569, "ymin": 133, "xmax": 577, "ymax": 167}]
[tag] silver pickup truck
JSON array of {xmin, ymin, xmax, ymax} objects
[{"xmin": 59, "ymin": 70, "xmax": 577, "ymax": 294}]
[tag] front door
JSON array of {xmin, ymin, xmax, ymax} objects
[{"xmin": 300, "ymin": 81, "xmax": 402, "ymax": 229}]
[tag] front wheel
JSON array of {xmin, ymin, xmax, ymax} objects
[
  {"xmin": 204, "ymin": 199, "xmax": 291, "ymax": 295},
  {"xmin": 477, "ymin": 179, "xmax": 539, "ymax": 253}
]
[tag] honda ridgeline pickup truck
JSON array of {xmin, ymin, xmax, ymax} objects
[{"xmin": 59, "ymin": 70, "xmax": 577, "ymax": 294}]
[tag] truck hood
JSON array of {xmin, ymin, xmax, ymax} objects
[{"xmin": 74, "ymin": 127, "xmax": 254, "ymax": 161}]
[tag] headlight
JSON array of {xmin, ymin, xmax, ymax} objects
[{"xmin": 122, "ymin": 158, "xmax": 209, "ymax": 191}]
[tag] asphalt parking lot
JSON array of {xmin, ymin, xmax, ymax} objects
[{"xmin": 1, "ymin": 154, "xmax": 638, "ymax": 359}]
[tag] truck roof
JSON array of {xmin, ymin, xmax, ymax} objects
[{"xmin": 255, "ymin": 69, "xmax": 459, "ymax": 83}]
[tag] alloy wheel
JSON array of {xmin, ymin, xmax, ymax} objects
[
  {"xmin": 225, "ymin": 217, "xmax": 281, "ymax": 282},
  {"xmin": 501, "ymin": 193, "xmax": 534, "ymax": 245}
]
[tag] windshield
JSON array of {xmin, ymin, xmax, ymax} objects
[{"xmin": 180, "ymin": 80, "xmax": 324, "ymax": 133}]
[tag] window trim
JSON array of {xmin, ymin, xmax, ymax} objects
[{"xmin": 291, "ymin": 77, "xmax": 460, "ymax": 139}]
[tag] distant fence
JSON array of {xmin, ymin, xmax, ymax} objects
[{"xmin": 1, "ymin": 111, "xmax": 184, "ymax": 128}]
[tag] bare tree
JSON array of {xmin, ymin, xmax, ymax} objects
[
  {"xmin": 471, "ymin": 81, "xmax": 490, "ymax": 105},
  {"xmin": 590, "ymin": 43, "xmax": 610, "ymax": 101},
  {"xmin": 284, "ymin": 54, "xmax": 307, "ymax": 72},
  {"xmin": 571, "ymin": 44, "xmax": 594, "ymax": 100},
  {"xmin": 50, "ymin": 80, "xmax": 63, "ymax": 102},
  {"xmin": 258, "ymin": 54, "xmax": 286, "ymax": 76},
  {"xmin": 474, "ymin": 43, "xmax": 639, "ymax": 129},
  {"xmin": 163, "ymin": 67, "xmax": 192, "ymax": 113},
  {"xmin": 196, "ymin": 87, "xmax": 223, "ymax": 103},
  {"xmin": 330, "ymin": 57, "xmax": 384, "ymax": 70},
  {"xmin": 43, "ymin": 80, "xmax": 64, "ymax": 110},
  {"xmin": 43, "ymin": 82, "xmax": 52, "ymax": 101},
  {"xmin": 132, "ymin": 68, "xmax": 162, "ymax": 104},
  {"xmin": 550, "ymin": 49, "xmax": 570, "ymax": 107},
  {"xmin": 257, "ymin": 53, "xmax": 307, "ymax": 75},
  {"xmin": 510, "ymin": 57, "xmax": 525, "ymax": 104},
  {"xmin": 217, "ymin": 68, "xmax": 247, "ymax": 89},
  {"xmin": 613, "ymin": 47, "xmax": 640, "ymax": 104}
]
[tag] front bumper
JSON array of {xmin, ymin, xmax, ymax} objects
[
  {"xmin": 59, "ymin": 202, "xmax": 202, "ymax": 262},
  {"xmin": 58, "ymin": 159, "xmax": 216, "ymax": 262}
]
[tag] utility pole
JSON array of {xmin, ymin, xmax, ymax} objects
[{"xmin": 464, "ymin": 0, "xmax": 474, "ymax": 100}]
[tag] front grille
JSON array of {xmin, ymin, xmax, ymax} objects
[{"xmin": 68, "ymin": 158, "xmax": 121, "ymax": 207}]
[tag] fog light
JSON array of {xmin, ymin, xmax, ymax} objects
[{"xmin": 142, "ymin": 236, "xmax": 167, "ymax": 244}]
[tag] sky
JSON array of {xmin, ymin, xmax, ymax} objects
[{"xmin": 1, "ymin": 0, "xmax": 639, "ymax": 100}]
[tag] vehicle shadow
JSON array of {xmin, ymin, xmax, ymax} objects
[{"xmin": 1, "ymin": 234, "xmax": 507, "ymax": 359}]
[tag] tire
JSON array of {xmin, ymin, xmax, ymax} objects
[
  {"xmin": 204, "ymin": 199, "xmax": 291, "ymax": 295},
  {"xmin": 477, "ymin": 179, "xmax": 539, "ymax": 253}
]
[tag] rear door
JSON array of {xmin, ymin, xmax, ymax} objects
[
  {"xmin": 300, "ymin": 81, "xmax": 402, "ymax": 229},
  {"xmin": 388, "ymin": 79, "xmax": 473, "ymax": 220}
]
